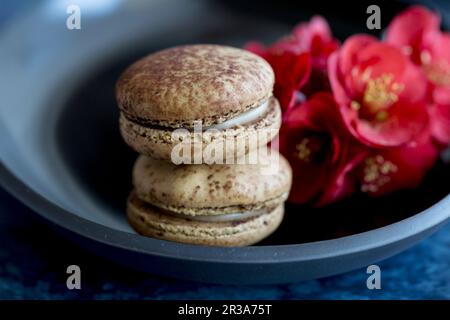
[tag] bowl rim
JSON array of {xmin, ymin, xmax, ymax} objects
[{"xmin": 1, "ymin": 160, "xmax": 449, "ymax": 264}]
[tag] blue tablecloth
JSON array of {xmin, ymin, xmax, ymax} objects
[{"xmin": 0, "ymin": 187, "xmax": 449, "ymax": 299}]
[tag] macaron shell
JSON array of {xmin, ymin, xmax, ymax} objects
[
  {"xmin": 119, "ymin": 96, "xmax": 281, "ymax": 161},
  {"xmin": 116, "ymin": 44, "xmax": 274, "ymax": 127},
  {"xmin": 127, "ymin": 193, "xmax": 284, "ymax": 247},
  {"xmin": 132, "ymin": 149, "xmax": 292, "ymax": 216}
]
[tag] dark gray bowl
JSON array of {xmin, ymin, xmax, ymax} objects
[{"xmin": 1, "ymin": 0, "xmax": 449, "ymax": 284}]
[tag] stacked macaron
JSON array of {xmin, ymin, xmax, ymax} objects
[{"xmin": 116, "ymin": 44, "xmax": 292, "ymax": 246}]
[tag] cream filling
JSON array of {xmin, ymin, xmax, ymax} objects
[
  {"xmin": 168, "ymin": 210, "xmax": 264, "ymax": 222},
  {"xmin": 207, "ymin": 99, "xmax": 270, "ymax": 130}
]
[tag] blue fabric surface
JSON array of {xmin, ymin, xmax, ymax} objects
[{"xmin": 0, "ymin": 187, "xmax": 449, "ymax": 300}]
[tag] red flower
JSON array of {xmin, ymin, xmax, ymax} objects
[
  {"xmin": 328, "ymin": 35, "xmax": 429, "ymax": 147},
  {"xmin": 292, "ymin": 15, "xmax": 340, "ymax": 72},
  {"xmin": 386, "ymin": 6, "xmax": 450, "ymax": 146},
  {"xmin": 246, "ymin": 9, "xmax": 445, "ymax": 207},
  {"xmin": 421, "ymin": 31, "xmax": 450, "ymax": 103},
  {"xmin": 279, "ymin": 93, "xmax": 366, "ymax": 206},
  {"xmin": 358, "ymin": 130, "xmax": 438, "ymax": 196},
  {"xmin": 290, "ymin": 15, "xmax": 340, "ymax": 97},
  {"xmin": 245, "ymin": 16, "xmax": 339, "ymax": 112}
]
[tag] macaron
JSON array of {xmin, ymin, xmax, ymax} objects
[
  {"xmin": 116, "ymin": 44, "xmax": 281, "ymax": 162},
  {"xmin": 127, "ymin": 150, "xmax": 292, "ymax": 246}
]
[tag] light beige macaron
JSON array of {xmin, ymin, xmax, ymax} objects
[
  {"xmin": 127, "ymin": 150, "xmax": 292, "ymax": 246},
  {"xmin": 116, "ymin": 44, "xmax": 281, "ymax": 162}
]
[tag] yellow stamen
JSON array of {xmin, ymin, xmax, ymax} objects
[
  {"xmin": 361, "ymin": 67, "xmax": 372, "ymax": 82},
  {"xmin": 420, "ymin": 50, "xmax": 431, "ymax": 65},
  {"xmin": 375, "ymin": 110, "xmax": 389, "ymax": 122},
  {"xmin": 361, "ymin": 156, "xmax": 398, "ymax": 193},
  {"xmin": 362, "ymin": 73, "xmax": 404, "ymax": 120}
]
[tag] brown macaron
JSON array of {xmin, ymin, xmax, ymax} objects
[
  {"xmin": 116, "ymin": 44, "xmax": 281, "ymax": 162},
  {"xmin": 127, "ymin": 150, "xmax": 292, "ymax": 246}
]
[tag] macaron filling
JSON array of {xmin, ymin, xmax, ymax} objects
[{"xmin": 206, "ymin": 99, "xmax": 270, "ymax": 130}]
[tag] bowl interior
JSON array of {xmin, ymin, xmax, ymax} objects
[{"xmin": 1, "ymin": 0, "xmax": 449, "ymax": 245}]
